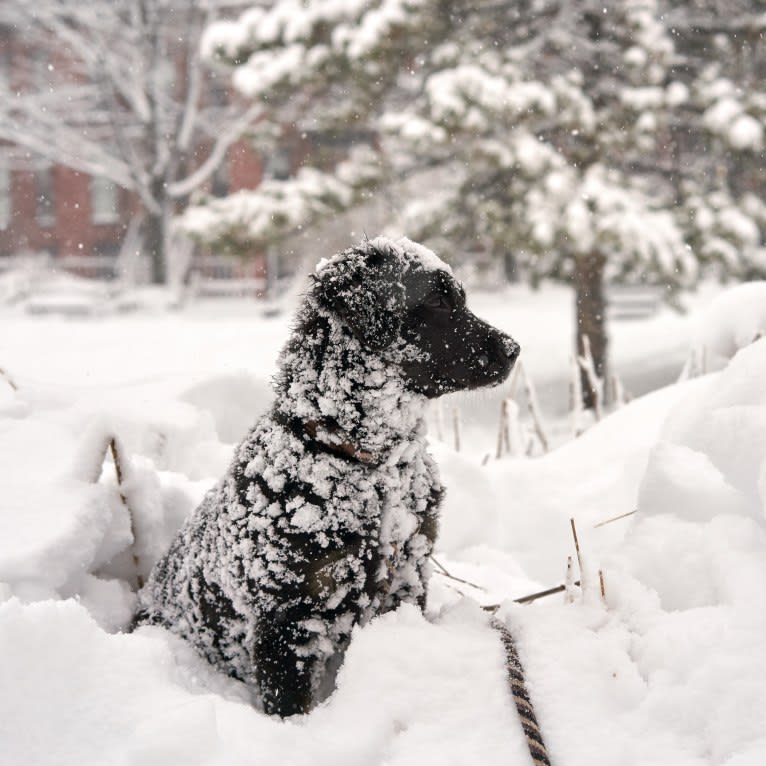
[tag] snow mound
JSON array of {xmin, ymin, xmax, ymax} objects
[
  {"xmin": 1, "ymin": 299, "xmax": 766, "ymax": 764},
  {"xmin": 689, "ymin": 281, "xmax": 766, "ymax": 370}
]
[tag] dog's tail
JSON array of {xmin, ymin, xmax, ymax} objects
[{"xmin": 491, "ymin": 617, "xmax": 552, "ymax": 766}]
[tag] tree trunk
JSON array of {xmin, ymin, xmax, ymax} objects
[
  {"xmin": 503, "ymin": 250, "xmax": 518, "ymax": 282},
  {"xmin": 143, "ymin": 211, "xmax": 166, "ymax": 285},
  {"xmin": 573, "ymin": 251, "xmax": 608, "ymax": 411}
]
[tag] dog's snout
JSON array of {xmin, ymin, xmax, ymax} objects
[
  {"xmin": 487, "ymin": 333, "xmax": 520, "ymax": 373},
  {"xmin": 503, "ymin": 335, "xmax": 521, "ymax": 363}
]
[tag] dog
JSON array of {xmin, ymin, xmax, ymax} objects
[{"xmin": 133, "ymin": 236, "xmax": 519, "ymax": 717}]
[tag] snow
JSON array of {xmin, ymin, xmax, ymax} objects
[
  {"xmin": 180, "ymin": 146, "xmax": 382, "ymax": 250},
  {"xmin": 703, "ymin": 96, "xmax": 764, "ymax": 152},
  {"xmin": 1, "ymin": 282, "xmax": 765, "ymax": 763},
  {"xmin": 688, "ymin": 281, "xmax": 766, "ymax": 370}
]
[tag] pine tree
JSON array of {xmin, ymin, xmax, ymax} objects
[{"xmin": 185, "ymin": 0, "xmax": 766, "ymax": 406}]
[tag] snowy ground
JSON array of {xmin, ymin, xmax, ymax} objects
[{"xmin": 1, "ymin": 280, "xmax": 766, "ymax": 765}]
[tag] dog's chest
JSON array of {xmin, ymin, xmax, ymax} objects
[{"xmin": 372, "ymin": 441, "xmax": 434, "ymax": 581}]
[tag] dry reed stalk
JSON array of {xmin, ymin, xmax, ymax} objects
[
  {"xmin": 518, "ymin": 361, "xmax": 549, "ymax": 453},
  {"xmin": 599, "ymin": 569, "xmax": 606, "ymax": 602},
  {"xmin": 507, "ymin": 361, "xmax": 522, "ymax": 399},
  {"xmin": 431, "ymin": 556, "xmax": 486, "ymax": 591},
  {"xmin": 570, "ymin": 517, "xmax": 586, "ymax": 592},
  {"xmin": 434, "ymin": 398, "xmax": 445, "ymax": 442},
  {"xmin": 496, "ymin": 399, "xmax": 511, "ymax": 459},
  {"xmin": 610, "ymin": 373, "xmax": 627, "ymax": 409},
  {"xmin": 564, "ymin": 555, "xmax": 576, "ymax": 603},
  {"xmin": 0, "ymin": 367, "xmax": 18, "ymax": 391},
  {"xmin": 593, "ymin": 509, "xmax": 637, "ymax": 528},
  {"xmin": 569, "ymin": 354, "xmax": 584, "ymax": 437},
  {"xmin": 108, "ymin": 437, "xmax": 144, "ymax": 590},
  {"xmin": 481, "ymin": 577, "xmax": 583, "ymax": 611},
  {"xmin": 452, "ymin": 407, "xmax": 461, "ymax": 452}
]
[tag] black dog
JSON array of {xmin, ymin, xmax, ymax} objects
[{"xmin": 134, "ymin": 237, "xmax": 519, "ymax": 716}]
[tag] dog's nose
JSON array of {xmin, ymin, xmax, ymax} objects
[
  {"xmin": 501, "ymin": 335, "xmax": 520, "ymax": 362},
  {"xmin": 486, "ymin": 333, "xmax": 520, "ymax": 376}
]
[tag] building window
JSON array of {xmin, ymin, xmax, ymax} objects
[
  {"xmin": 91, "ymin": 176, "xmax": 120, "ymax": 224},
  {"xmin": 0, "ymin": 160, "xmax": 10, "ymax": 230},
  {"xmin": 35, "ymin": 164, "xmax": 56, "ymax": 227},
  {"xmin": 211, "ymin": 161, "xmax": 229, "ymax": 197},
  {"xmin": 264, "ymin": 148, "xmax": 291, "ymax": 180}
]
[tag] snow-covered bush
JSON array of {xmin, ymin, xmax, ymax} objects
[{"xmin": 685, "ymin": 281, "xmax": 766, "ymax": 372}]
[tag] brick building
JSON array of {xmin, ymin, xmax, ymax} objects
[
  {"xmin": 0, "ymin": 12, "xmax": 293, "ymax": 281},
  {"xmin": 0, "ymin": 139, "xmax": 270, "ymax": 261},
  {"xmin": 0, "ymin": 8, "xmax": 355, "ymax": 285}
]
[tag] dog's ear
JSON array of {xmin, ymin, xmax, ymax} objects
[{"xmin": 314, "ymin": 242, "xmax": 404, "ymax": 351}]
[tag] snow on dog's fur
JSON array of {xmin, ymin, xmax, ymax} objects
[{"xmin": 133, "ymin": 237, "xmax": 519, "ymax": 716}]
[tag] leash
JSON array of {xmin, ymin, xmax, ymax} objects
[{"xmin": 490, "ymin": 616, "xmax": 552, "ymax": 766}]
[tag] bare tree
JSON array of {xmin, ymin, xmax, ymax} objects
[{"xmin": 0, "ymin": 0, "xmax": 262, "ymax": 283}]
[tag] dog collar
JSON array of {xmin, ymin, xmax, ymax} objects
[
  {"xmin": 274, "ymin": 410, "xmax": 380, "ymax": 466},
  {"xmin": 304, "ymin": 420, "xmax": 378, "ymax": 465}
]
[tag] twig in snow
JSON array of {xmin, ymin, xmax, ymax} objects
[
  {"xmin": 570, "ymin": 517, "xmax": 587, "ymax": 592},
  {"xmin": 599, "ymin": 569, "xmax": 606, "ymax": 603},
  {"xmin": 525, "ymin": 430, "xmax": 537, "ymax": 457},
  {"xmin": 496, "ymin": 398, "xmax": 524, "ymax": 459},
  {"xmin": 518, "ymin": 361, "xmax": 549, "ymax": 453},
  {"xmin": 677, "ymin": 352, "xmax": 694, "ymax": 383},
  {"xmin": 430, "ymin": 556, "xmax": 486, "ymax": 591},
  {"xmin": 496, "ymin": 398, "xmax": 510, "ymax": 459},
  {"xmin": 481, "ymin": 453, "xmax": 491, "ymax": 466},
  {"xmin": 481, "ymin": 578, "xmax": 583, "ymax": 611},
  {"xmin": 569, "ymin": 354, "xmax": 584, "ymax": 437},
  {"xmin": 452, "ymin": 407, "xmax": 461, "ymax": 452},
  {"xmin": 610, "ymin": 372, "xmax": 628, "ymax": 409},
  {"xmin": 434, "ymin": 398, "xmax": 445, "ymax": 442},
  {"xmin": 506, "ymin": 399, "xmax": 524, "ymax": 457},
  {"xmin": 564, "ymin": 555, "xmax": 576, "ymax": 603},
  {"xmin": 0, "ymin": 367, "xmax": 18, "ymax": 391},
  {"xmin": 514, "ymin": 579, "xmax": 581, "ymax": 605},
  {"xmin": 108, "ymin": 437, "xmax": 144, "ymax": 590},
  {"xmin": 507, "ymin": 361, "xmax": 522, "ymax": 399},
  {"xmin": 593, "ymin": 509, "xmax": 637, "ymax": 528}
]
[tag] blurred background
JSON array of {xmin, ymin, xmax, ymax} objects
[{"xmin": 0, "ymin": 0, "xmax": 765, "ymax": 439}]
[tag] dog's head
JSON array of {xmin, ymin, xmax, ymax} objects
[{"xmin": 313, "ymin": 237, "xmax": 520, "ymax": 398}]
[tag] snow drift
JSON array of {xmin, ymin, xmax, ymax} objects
[{"xmin": 1, "ymin": 310, "xmax": 765, "ymax": 764}]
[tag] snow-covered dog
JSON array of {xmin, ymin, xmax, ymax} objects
[{"xmin": 133, "ymin": 236, "xmax": 519, "ymax": 716}]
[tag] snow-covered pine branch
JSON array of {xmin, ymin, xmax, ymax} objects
[{"xmin": 179, "ymin": 146, "xmax": 384, "ymax": 255}]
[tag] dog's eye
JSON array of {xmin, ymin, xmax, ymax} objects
[{"xmin": 423, "ymin": 292, "xmax": 451, "ymax": 311}]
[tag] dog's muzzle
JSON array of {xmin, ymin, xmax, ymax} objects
[{"xmin": 479, "ymin": 332, "xmax": 520, "ymax": 380}]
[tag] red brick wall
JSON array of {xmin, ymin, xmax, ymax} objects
[{"xmin": 0, "ymin": 164, "xmax": 130, "ymax": 258}]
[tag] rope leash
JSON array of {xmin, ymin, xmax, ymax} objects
[{"xmin": 490, "ymin": 617, "xmax": 552, "ymax": 766}]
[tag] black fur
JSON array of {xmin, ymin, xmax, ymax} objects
[{"xmin": 133, "ymin": 237, "xmax": 518, "ymax": 717}]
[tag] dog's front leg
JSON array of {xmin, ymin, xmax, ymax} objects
[
  {"xmin": 254, "ymin": 601, "xmax": 317, "ymax": 717},
  {"xmin": 254, "ymin": 534, "xmax": 374, "ymax": 717}
]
